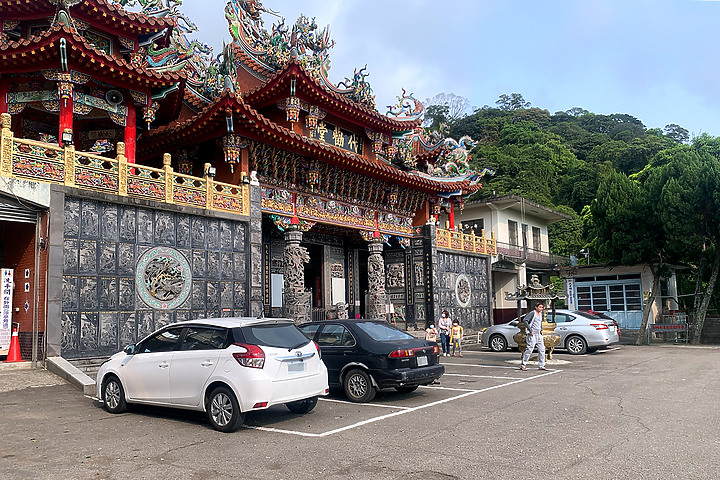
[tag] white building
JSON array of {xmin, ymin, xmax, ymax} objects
[{"xmin": 441, "ymin": 195, "xmax": 570, "ymax": 324}]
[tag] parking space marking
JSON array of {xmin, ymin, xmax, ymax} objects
[
  {"xmin": 444, "ymin": 373, "xmax": 525, "ymax": 380},
  {"xmin": 319, "ymin": 397, "xmax": 412, "ymax": 410},
  {"xmin": 419, "ymin": 385, "xmax": 478, "ymax": 392},
  {"xmin": 441, "ymin": 362, "xmax": 525, "ymax": 370},
  {"xmin": 248, "ymin": 369, "xmax": 562, "ymax": 437}
]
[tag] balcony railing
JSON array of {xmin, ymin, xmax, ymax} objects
[
  {"xmin": 495, "ymin": 240, "xmax": 570, "ymax": 267},
  {"xmin": 0, "ymin": 113, "xmax": 249, "ymax": 216},
  {"xmin": 435, "ymin": 227, "xmax": 497, "ymax": 256}
]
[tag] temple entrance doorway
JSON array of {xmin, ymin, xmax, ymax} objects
[{"xmin": 304, "ymin": 243, "xmax": 324, "ymax": 320}]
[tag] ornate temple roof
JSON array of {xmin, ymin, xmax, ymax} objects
[
  {"xmin": 140, "ymin": 90, "xmax": 481, "ymax": 195},
  {"xmin": 242, "ymin": 60, "xmax": 423, "ymax": 133},
  {"xmin": 0, "ymin": 0, "xmax": 175, "ymax": 35},
  {"xmin": 0, "ymin": 24, "xmax": 182, "ymax": 86}
]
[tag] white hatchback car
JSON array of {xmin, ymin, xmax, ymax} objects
[{"xmin": 97, "ymin": 317, "xmax": 328, "ymax": 432}]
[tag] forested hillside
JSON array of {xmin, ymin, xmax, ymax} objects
[{"xmin": 426, "ymin": 93, "xmax": 719, "ymax": 343}]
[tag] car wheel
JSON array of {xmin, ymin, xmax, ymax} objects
[
  {"xmin": 343, "ymin": 369, "xmax": 376, "ymax": 403},
  {"xmin": 206, "ymin": 386, "xmax": 244, "ymax": 433},
  {"xmin": 566, "ymin": 335, "xmax": 588, "ymax": 355},
  {"xmin": 489, "ymin": 334, "xmax": 508, "ymax": 352},
  {"xmin": 102, "ymin": 375, "xmax": 127, "ymax": 414},
  {"xmin": 286, "ymin": 396, "xmax": 318, "ymax": 414},
  {"xmin": 394, "ymin": 385, "xmax": 418, "ymax": 394}
]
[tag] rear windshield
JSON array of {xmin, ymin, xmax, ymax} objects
[
  {"xmin": 355, "ymin": 322, "xmax": 415, "ymax": 341},
  {"xmin": 237, "ymin": 323, "xmax": 310, "ymax": 349}
]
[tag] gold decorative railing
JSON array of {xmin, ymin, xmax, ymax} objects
[
  {"xmin": 436, "ymin": 226, "xmax": 497, "ymax": 256},
  {"xmin": 0, "ymin": 113, "xmax": 249, "ymax": 216}
]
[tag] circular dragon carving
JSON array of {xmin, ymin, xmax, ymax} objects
[
  {"xmin": 136, "ymin": 246, "xmax": 192, "ymax": 310},
  {"xmin": 455, "ymin": 274, "xmax": 471, "ymax": 308}
]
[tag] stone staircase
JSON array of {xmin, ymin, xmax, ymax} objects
[{"xmin": 68, "ymin": 357, "xmax": 108, "ymax": 382}]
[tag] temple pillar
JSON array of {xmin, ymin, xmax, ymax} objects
[
  {"xmin": 124, "ymin": 102, "xmax": 136, "ymax": 164},
  {"xmin": 448, "ymin": 200, "xmax": 456, "ymax": 230},
  {"xmin": 282, "ymin": 228, "xmax": 311, "ymax": 323},
  {"xmin": 0, "ymin": 77, "xmax": 8, "ymax": 114},
  {"xmin": 58, "ymin": 86, "xmax": 73, "ymax": 145},
  {"xmin": 366, "ymin": 239, "xmax": 388, "ymax": 321}
]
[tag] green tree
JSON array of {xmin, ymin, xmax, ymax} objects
[
  {"xmin": 590, "ymin": 171, "xmax": 666, "ymax": 344},
  {"xmin": 663, "ymin": 123, "xmax": 690, "ymax": 144},
  {"xmin": 495, "ymin": 93, "xmax": 531, "ymax": 111},
  {"xmin": 645, "ymin": 150, "xmax": 720, "ymax": 344}
]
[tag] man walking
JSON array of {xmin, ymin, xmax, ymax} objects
[{"xmin": 520, "ymin": 301, "xmax": 548, "ymax": 371}]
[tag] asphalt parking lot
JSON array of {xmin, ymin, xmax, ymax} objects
[{"xmin": 1, "ymin": 345, "xmax": 719, "ymax": 480}]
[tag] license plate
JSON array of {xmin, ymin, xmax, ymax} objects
[
  {"xmin": 416, "ymin": 356, "xmax": 428, "ymax": 366},
  {"xmin": 288, "ymin": 361, "xmax": 305, "ymax": 373}
]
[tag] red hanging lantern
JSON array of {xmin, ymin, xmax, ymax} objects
[{"xmin": 306, "ymin": 105, "xmax": 319, "ymax": 130}]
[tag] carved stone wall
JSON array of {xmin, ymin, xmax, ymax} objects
[
  {"xmin": 434, "ymin": 250, "xmax": 490, "ymax": 329},
  {"xmin": 59, "ymin": 196, "xmax": 249, "ymax": 358}
]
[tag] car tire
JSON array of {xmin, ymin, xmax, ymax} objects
[
  {"xmin": 343, "ymin": 368, "xmax": 376, "ymax": 403},
  {"xmin": 102, "ymin": 375, "xmax": 128, "ymax": 414},
  {"xmin": 489, "ymin": 334, "xmax": 508, "ymax": 352},
  {"xmin": 286, "ymin": 396, "xmax": 319, "ymax": 414},
  {"xmin": 206, "ymin": 386, "xmax": 244, "ymax": 433},
  {"xmin": 566, "ymin": 335, "xmax": 588, "ymax": 355},
  {"xmin": 394, "ymin": 385, "xmax": 418, "ymax": 394}
]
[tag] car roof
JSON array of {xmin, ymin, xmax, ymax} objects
[
  {"xmin": 301, "ymin": 319, "xmax": 384, "ymax": 325},
  {"xmin": 172, "ymin": 317, "xmax": 296, "ymax": 329}
]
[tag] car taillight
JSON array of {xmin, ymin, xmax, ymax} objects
[
  {"xmin": 614, "ymin": 320, "xmax": 622, "ymax": 338},
  {"xmin": 389, "ymin": 348, "xmax": 416, "ymax": 358},
  {"xmin": 431, "ymin": 345, "xmax": 440, "ymax": 355},
  {"xmin": 590, "ymin": 323, "xmax": 609, "ymax": 330},
  {"xmin": 232, "ymin": 343, "xmax": 265, "ymax": 368},
  {"xmin": 313, "ymin": 341, "xmax": 322, "ymax": 360}
]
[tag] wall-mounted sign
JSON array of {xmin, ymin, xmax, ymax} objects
[{"xmin": 1, "ymin": 269, "xmax": 13, "ymax": 351}]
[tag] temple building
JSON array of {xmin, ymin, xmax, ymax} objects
[{"xmin": 0, "ymin": 0, "xmax": 495, "ymax": 362}]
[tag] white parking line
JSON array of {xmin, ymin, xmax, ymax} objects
[
  {"xmin": 319, "ymin": 397, "xmax": 412, "ymax": 410},
  {"xmin": 441, "ymin": 362, "xmax": 525, "ymax": 369},
  {"xmin": 443, "ymin": 373, "xmax": 525, "ymax": 380},
  {"xmin": 248, "ymin": 369, "xmax": 562, "ymax": 437},
  {"xmin": 419, "ymin": 385, "xmax": 478, "ymax": 392}
]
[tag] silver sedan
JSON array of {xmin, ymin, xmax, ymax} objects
[{"xmin": 480, "ymin": 310, "xmax": 620, "ymax": 355}]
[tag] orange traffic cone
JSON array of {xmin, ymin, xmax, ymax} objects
[{"xmin": 5, "ymin": 325, "xmax": 22, "ymax": 363}]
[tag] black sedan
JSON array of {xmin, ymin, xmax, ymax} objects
[{"xmin": 299, "ymin": 319, "xmax": 444, "ymax": 403}]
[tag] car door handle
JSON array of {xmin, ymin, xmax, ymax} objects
[
  {"xmin": 343, "ymin": 351, "xmax": 354, "ymax": 355},
  {"xmin": 201, "ymin": 361, "xmax": 214, "ymax": 367},
  {"xmin": 158, "ymin": 362, "xmax": 169, "ymax": 368}
]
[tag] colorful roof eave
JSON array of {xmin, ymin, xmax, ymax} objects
[
  {"xmin": 0, "ymin": 0, "xmax": 175, "ymax": 33},
  {"xmin": 242, "ymin": 61, "xmax": 423, "ymax": 134},
  {"xmin": 0, "ymin": 24, "xmax": 184, "ymax": 87},
  {"xmin": 141, "ymin": 92, "xmax": 477, "ymax": 195}
]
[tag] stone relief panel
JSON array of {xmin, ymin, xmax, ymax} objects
[
  {"xmin": 435, "ymin": 251, "xmax": 490, "ymax": 329},
  {"xmin": 386, "ymin": 263, "xmax": 405, "ymax": 288},
  {"xmin": 61, "ymin": 197, "xmax": 250, "ymax": 358}
]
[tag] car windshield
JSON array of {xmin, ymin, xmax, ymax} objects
[
  {"xmin": 239, "ymin": 323, "xmax": 310, "ymax": 349},
  {"xmin": 355, "ymin": 321, "xmax": 415, "ymax": 341}
]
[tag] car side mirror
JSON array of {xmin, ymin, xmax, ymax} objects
[{"xmin": 123, "ymin": 344, "xmax": 137, "ymax": 355}]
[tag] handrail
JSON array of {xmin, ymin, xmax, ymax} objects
[
  {"xmin": 0, "ymin": 113, "xmax": 249, "ymax": 217},
  {"xmin": 435, "ymin": 226, "xmax": 497, "ymax": 255}
]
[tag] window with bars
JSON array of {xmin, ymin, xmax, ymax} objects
[
  {"xmin": 532, "ymin": 227, "xmax": 541, "ymax": 251},
  {"xmin": 577, "ymin": 283, "xmax": 642, "ymax": 311}
]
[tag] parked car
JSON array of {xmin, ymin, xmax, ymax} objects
[
  {"xmin": 96, "ymin": 317, "xmax": 328, "ymax": 432},
  {"xmin": 298, "ymin": 319, "xmax": 444, "ymax": 403},
  {"xmin": 480, "ymin": 310, "xmax": 620, "ymax": 355}
]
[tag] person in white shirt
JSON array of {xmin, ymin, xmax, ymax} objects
[{"xmin": 520, "ymin": 302, "xmax": 548, "ymax": 371}]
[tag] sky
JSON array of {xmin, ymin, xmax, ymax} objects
[{"xmin": 173, "ymin": 0, "xmax": 720, "ymax": 137}]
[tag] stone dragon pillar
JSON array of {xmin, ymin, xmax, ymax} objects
[
  {"xmin": 283, "ymin": 228, "xmax": 312, "ymax": 323},
  {"xmin": 366, "ymin": 239, "xmax": 388, "ymax": 321}
]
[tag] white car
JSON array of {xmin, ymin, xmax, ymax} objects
[
  {"xmin": 480, "ymin": 310, "xmax": 621, "ymax": 355},
  {"xmin": 97, "ymin": 317, "xmax": 329, "ymax": 432}
]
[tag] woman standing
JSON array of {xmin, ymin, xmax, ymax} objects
[{"xmin": 437, "ymin": 310, "xmax": 452, "ymax": 357}]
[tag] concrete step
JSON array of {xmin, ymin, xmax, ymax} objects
[{"xmin": 68, "ymin": 357, "xmax": 108, "ymax": 381}]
